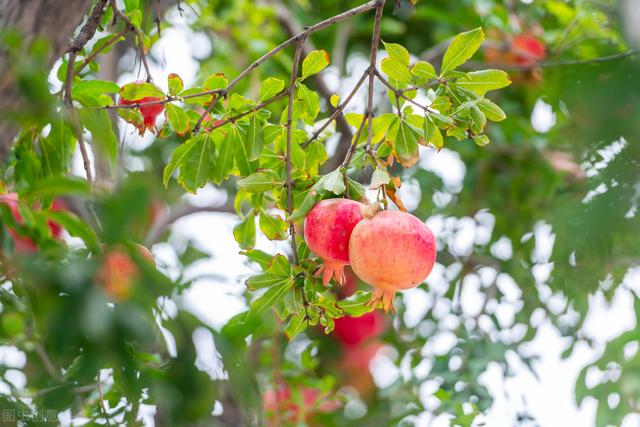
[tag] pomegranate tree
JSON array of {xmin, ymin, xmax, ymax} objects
[
  {"xmin": 349, "ymin": 209, "xmax": 436, "ymax": 312},
  {"xmin": 303, "ymin": 198, "xmax": 366, "ymax": 286},
  {"xmin": 98, "ymin": 244, "xmax": 155, "ymax": 301}
]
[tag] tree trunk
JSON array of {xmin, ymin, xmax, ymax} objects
[{"xmin": 0, "ymin": 0, "xmax": 91, "ymax": 160}]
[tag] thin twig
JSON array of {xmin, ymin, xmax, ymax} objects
[
  {"xmin": 374, "ymin": 69, "xmax": 437, "ymax": 114},
  {"xmin": 193, "ymin": 0, "xmax": 381, "ymax": 132},
  {"xmin": 109, "ymin": 0, "xmax": 153, "ymax": 82},
  {"xmin": 202, "ymin": 90, "xmax": 288, "ymax": 130},
  {"xmin": 145, "ymin": 200, "xmax": 236, "ymax": 245},
  {"xmin": 466, "ymin": 48, "xmax": 640, "ymax": 72},
  {"xmin": 301, "ymin": 70, "xmax": 368, "ymax": 148},
  {"xmin": 34, "ymin": 344, "xmax": 61, "ymax": 381},
  {"xmin": 285, "ymin": 38, "xmax": 306, "ymax": 265},
  {"xmin": 96, "ymin": 375, "xmax": 112, "ymax": 426},
  {"xmin": 64, "ymin": 51, "xmax": 94, "ymax": 190},
  {"xmin": 155, "ymin": 0, "xmax": 162, "ymax": 36},
  {"xmin": 340, "ymin": 0, "xmax": 385, "ymax": 190},
  {"xmin": 75, "ymin": 28, "xmax": 128, "ymax": 75}
]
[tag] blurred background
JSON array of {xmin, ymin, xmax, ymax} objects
[{"xmin": 1, "ymin": 0, "xmax": 640, "ymax": 426}]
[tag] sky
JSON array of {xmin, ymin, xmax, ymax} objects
[{"xmin": 5, "ymin": 3, "xmax": 638, "ymax": 426}]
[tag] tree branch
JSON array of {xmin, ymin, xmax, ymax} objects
[
  {"xmin": 64, "ymin": 51, "xmax": 94, "ymax": 190},
  {"xmin": 193, "ymin": 0, "xmax": 381, "ymax": 132},
  {"xmin": 285, "ymin": 39, "xmax": 306, "ymax": 265},
  {"xmin": 341, "ymin": 0, "xmax": 385, "ymax": 187},
  {"xmin": 145, "ymin": 200, "xmax": 236, "ymax": 246},
  {"xmin": 301, "ymin": 70, "xmax": 368, "ymax": 149},
  {"xmin": 67, "ymin": 0, "xmax": 110, "ymax": 54},
  {"xmin": 109, "ymin": 0, "xmax": 153, "ymax": 82}
]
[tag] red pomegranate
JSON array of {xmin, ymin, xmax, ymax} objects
[
  {"xmin": 349, "ymin": 209, "xmax": 436, "ymax": 312},
  {"xmin": 97, "ymin": 244, "xmax": 155, "ymax": 301},
  {"xmin": 511, "ymin": 35, "xmax": 546, "ymax": 65},
  {"xmin": 304, "ymin": 198, "xmax": 366, "ymax": 286},
  {"xmin": 333, "ymin": 311, "xmax": 385, "ymax": 347},
  {"xmin": 0, "ymin": 193, "xmax": 63, "ymax": 254},
  {"xmin": 263, "ymin": 384, "xmax": 340, "ymax": 426},
  {"xmin": 119, "ymin": 82, "xmax": 165, "ymax": 135}
]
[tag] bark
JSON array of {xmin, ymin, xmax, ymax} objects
[{"xmin": 0, "ymin": 0, "xmax": 92, "ymax": 160}]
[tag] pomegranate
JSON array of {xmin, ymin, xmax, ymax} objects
[
  {"xmin": 304, "ymin": 198, "xmax": 366, "ymax": 286},
  {"xmin": 332, "ymin": 311, "xmax": 385, "ymax": 347},
  {"xmin": 263, "ymin": 384, "xmax": 340, "ymax": 426},
  {"xmin": 349, "ymin": 209, "xmax": 436, "ymax": 312},
  {"xmin": 119, "ymin": 82, "xmax": 165, "ymax": 135},
  {"xmin": 511, "ymin": 35, "xmax": 546, "ymax": 65},
  {"xmin": 0, "ymin": 193, "xmax": 63, "ymax": 254},
  {"xmin": 97, "ymin": 243, "xmax": 155, "ymax": 301}
]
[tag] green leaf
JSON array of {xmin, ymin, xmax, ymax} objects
[
  {"xmin": 179, "ymin": 87, "xmax": 215, "ymax": 106},
  {"xmin": 431, "ymin": 96, "xmax": 452, "ymax": 113},
  {"xmin": 478, "ymin": 98, "xmax": 507, "ymax": 122},
  {"xmin": 370, "ymin": 168, "xmax": 391, "ymax": 189},
  {"xmin": 468, "ymin": 106, "xmax": 487, "ymax": 133},
  {"xmin": 383, "ymin": 41, "xmax": 410, "ymax": 65},
  {"xmin": 472, "ymin": 134, "xmax": 490, "ymax": 146},
  {"xmin": 238, "ymin": 172, "xmax": 279, "ymax": 193},
  {"xmin": 288, "ymin": 189, "xmax": 321, "ymax": 223},
  {"xmin": 204, "ymin": 73, "xmax": 228, "ymax": 91},
  {"xmin": 25, "ymin": 175, "xmax": 90, "ymax": 199},
  {"xmin": 285, "ymin": 314, "xmax": 307, "ymax": 340},
  {"xmin": 268, "ymin": 254, "xmax": 291, "ymax": 277},
  {"xmin": 249, "ymin": 280, "xmax": 293, "ymax": 319},
  {"xmin": 163, "ymin": 134, "xmax": 215, "ymax": 192},
  {"xmin": 241, "ymin": 249, "xmax": 273, "ymax": 269},
  {"xmin": 212, "ymin": 127, "xmax": 237, "ymax": 184},
  {"xmin": 424, "ymin": 117, "xmax": 443, "ymax": 149},
  {"xmin": 317, "ymin": 169, "xmax": 346, "ymax": 195},
  {"xmin": 456, "ymin": 69, "xmax": 511, "ymax": 95},
  {"xmin": 165, "ymin": 104, "xmax": 190, "ymax": 137},
  {"xmin": 46, "ymin": 211, "xmax": 99, "ymax": 251},
  {"xmin": 234, "ymin": 125, "xmax": 253, "ymax": 176},
  {"xmin": 330, "ymin": 94, "xmax": 340, "ymax": 108},
  {"xmin": 259, "ymin": 212, "xmax": 288, "ymax": 241},
  {"xmin": 337, "ymin": 291, "xmax": 374, "ymax": 316},
  {"xmin": 301, "ymin": 49, "xmax": 330, "ymax": 80},
  {"xmin": 380, "ymin": 57, "xmax": 413, "ymax": 84},
  {"xmin": 259, "ymin": 77, "xmax": 285, "ymax": 101},
  {"xmin": 246, "ymin": 273, "xmax": 288, "ymax": 290},
  {"xmin": 76, "ymin": 97, "xmax": 118, "ymax": 168},
  {"xmin": 246, "ymin": 115, "xmax": 264, "ymax": 161},
  {"xmin": 233, "ymin": 211, "xmax": 256, "ymax": 249},
  {"xmin": 411, "ymin": 61, "xmax": 437, "ymax": 82},
  {"xmin": 168, "ymin": 73, "xmax": 184, "ymax": 96},
  {"xmin": 119, "ymin": 82, "xmax": 164, "ymax": 100},
  {"xmin": 117, "ymin": 108, "xmax": 144, "ymax": 128},
  {"xmin": 441, "ymin": 27, "xmax": 485, "ymax": 76},
  {"xmin": 72, "ymin": 80, "xmax": 119, "ymax": 98},
  {"xmin": 395, "ymin": 120, "xmax": 420, "ymax": 167},
  {"xmin": 297, "ymin": 83, "xmax": 320, "ymax": 121}
]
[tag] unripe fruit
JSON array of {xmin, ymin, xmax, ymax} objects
[
  {"xmin": 349, "ymin": 209, "xmax": 436, "ymax": 311},
  {"xmin": 98, "ymin": 244, "xmax": 155, "ymax": 301},
  {"xmin": 119, "ymin": 82, "xmax": 164, "ymax": 135},
  {"xmin": 304, "ymin": 198, "xmax": 366, "ymax": 286}
]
